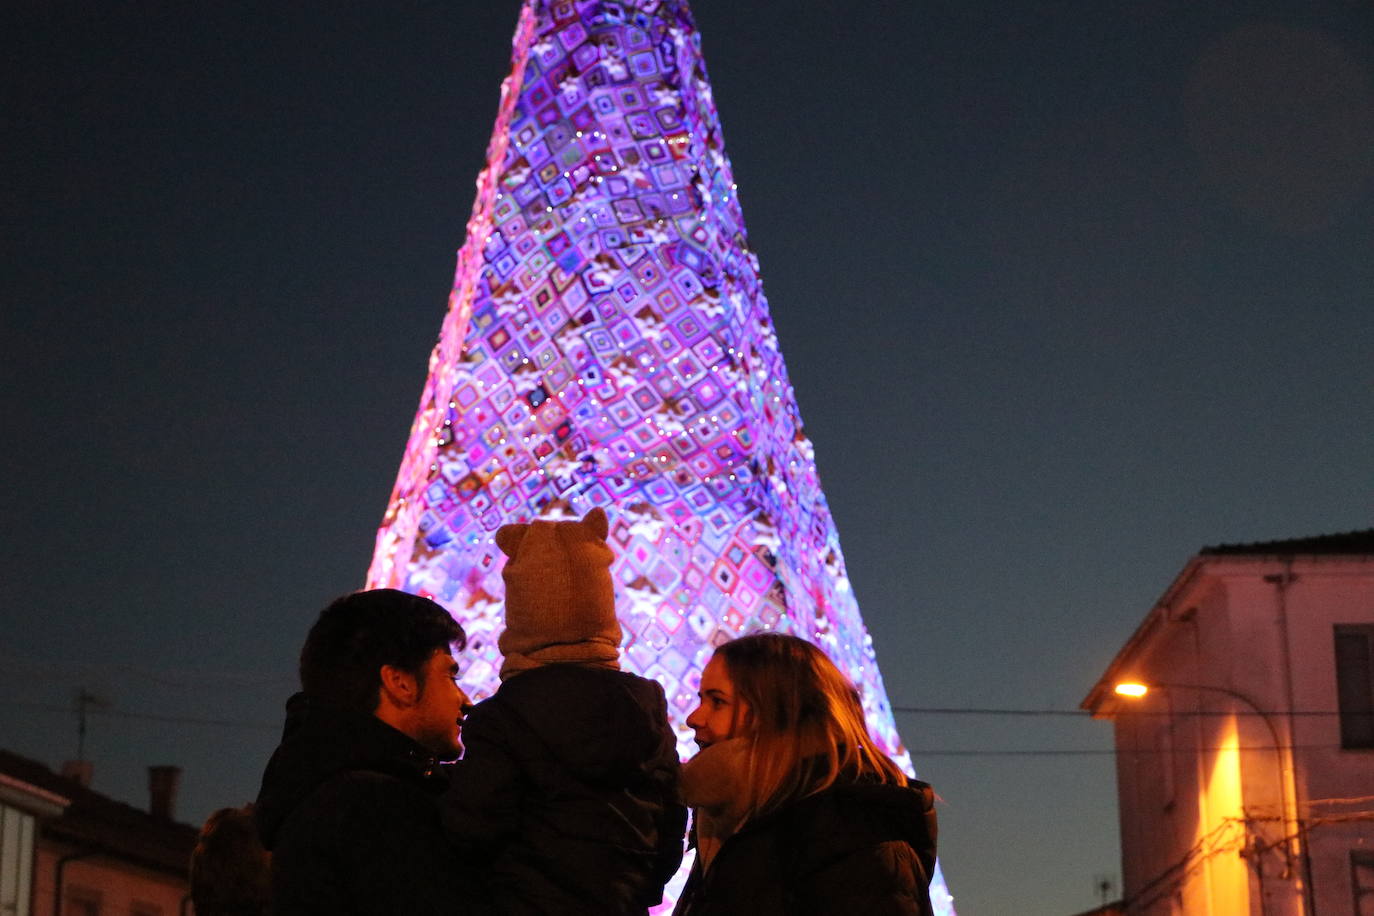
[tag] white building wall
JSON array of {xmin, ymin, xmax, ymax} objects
[
  {"xmin": 1277, "ymin": 558, "xmax": 1374, "ymax": 916},
  {"xmin": 1091, "ymin": 549, "xmax": 1374, "ymax": 915}
]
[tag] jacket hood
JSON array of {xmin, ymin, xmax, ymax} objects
[
  {"xmin": 824, "ymin": 780, "xmax": 938, "ymax": 881},
  {"xmin": 483, "ymin": 665, "xmax": 668, "ymax": 783},
  {"xmin": 254, "ymin": 693, "xmax": 444, "ymax": 848}
]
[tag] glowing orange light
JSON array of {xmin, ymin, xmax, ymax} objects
[{"xmin": 1114, "ymin": 682, "xmax": 1149, "ymax": 698}]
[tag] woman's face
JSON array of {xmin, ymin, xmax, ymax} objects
[{"xmin": 686, "ymin": 654, "xmax": 750, "ymax": 749}]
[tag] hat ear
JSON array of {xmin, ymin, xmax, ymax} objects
[
  {"xmin": 581, "ymin": 507, "xmax": 609, "ymax": 540},
  {"xmin": 495, "ymin": 523, "xmax": 528, "ymax": 559}
]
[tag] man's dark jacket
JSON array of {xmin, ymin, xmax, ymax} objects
[
  {"xmin": 443, "ymin": 665, "xmax": 687, "ymax": 915},
  {"xmin": 255, "ymin": 693, "xmax": 469, "ymax": 915},
  {"xmin": 673, "ymin": 779, "xmax": 938, "ymax": 916}
]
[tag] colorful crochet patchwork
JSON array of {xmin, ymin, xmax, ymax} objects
[{"xmin": 367, "ymin": 4, "xmax": 952, "ymax": 909}]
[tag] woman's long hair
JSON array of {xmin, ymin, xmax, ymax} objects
[{"xmin": 716, "ymin": 632, "xmax": 907, "ymax": 822}]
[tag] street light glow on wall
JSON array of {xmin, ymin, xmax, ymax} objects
[{"xmin": 1109, "ymin": 677, "xmax": 1308, "ymax": 906}]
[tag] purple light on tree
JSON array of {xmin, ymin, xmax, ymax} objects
[{"xmin": 368, "ymin": 2, "xmax": 953, "ymax": 909}]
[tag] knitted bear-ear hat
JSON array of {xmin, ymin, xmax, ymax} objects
[{"xmin": 495, "ymin": 507, "xmax": 622, "ymax": 679}]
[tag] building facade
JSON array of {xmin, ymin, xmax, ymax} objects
[
  {"xmin": 0, "ymin": 750, "xmax": 196, "ymax": 916},
  {"xmin": 1083, "ymin": 531, "xmax": 1374, "ymax": 915},
  {"xmin": 0, "ymin": 763, "xmax": 69, "ymax": 916}
]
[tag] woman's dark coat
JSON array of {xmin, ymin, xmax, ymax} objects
[{"xmin": 674, "ymin": 779, "xmax": 938, "ymax": 916}]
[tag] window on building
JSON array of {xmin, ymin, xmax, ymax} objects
[
  {"xmin": 0, "ymin": 803, "xmax": 35, "ymax": 916},
  {"xmin": 1352, "ymin": 850, "xmax": 1374, "ymax": 916},
  {"xmin": 1334, "ymin": 625, "xmax": 1374, "ymax": 749}
]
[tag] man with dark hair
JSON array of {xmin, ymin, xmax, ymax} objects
[{"xmin": 255, "ymin": 589, "xmax": 473, "ymax": 914}]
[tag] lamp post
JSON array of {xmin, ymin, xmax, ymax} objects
[{"xmin": 1113, "ymin": 681, "xmax": 1306, "ymax": 912}]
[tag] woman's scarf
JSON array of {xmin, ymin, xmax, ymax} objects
[{"xmin": 678, "ymin": 737, "xmax": 753, "ymax": 871}]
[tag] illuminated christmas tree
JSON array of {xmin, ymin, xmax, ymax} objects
[{"xmin": 368, "ymin": 1, "xmax": 952, "ymax": 909}]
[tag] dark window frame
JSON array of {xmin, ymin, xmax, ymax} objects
[
  {"xmin": 1351, "ymin": 849, "xmax": 1374, "ymax": 916},
  {"xmin": 1335, "ymin": 624, "xmax": 1374, "ymax": 750}
]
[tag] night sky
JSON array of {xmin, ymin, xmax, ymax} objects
[{"xmin": 4, "ymin": 2, "xmax": 1372, "ymax": 912}]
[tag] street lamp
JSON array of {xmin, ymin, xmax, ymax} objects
[
  {"xmin": 1112, "ymin": 681, "xmax": 1306, "ymax": 898},
  {"xmin": 1112, "ymin": 681, "xmax": 1284, "ymax": 765}
]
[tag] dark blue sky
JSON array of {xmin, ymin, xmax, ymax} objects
[{"xmin": 4, "ymin": 2, "xmax": 1372, "ymax": 912}]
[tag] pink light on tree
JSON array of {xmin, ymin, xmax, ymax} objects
[{"xmin": 368, "ymin": 2, "xmax": 953, "ymax": 910}]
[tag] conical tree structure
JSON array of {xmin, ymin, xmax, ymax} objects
[{"xmin": 369, "ymin": 2, "xmax": 952, "ymax": 909}]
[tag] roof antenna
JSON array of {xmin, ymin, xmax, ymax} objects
[{"xmin": 74, "ymin": 687, "xmax": 110, "ymax": 760}]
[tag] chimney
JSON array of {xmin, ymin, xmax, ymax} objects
[
  {"xmin": 61, "ymin": 760, "xmax": 93, "ymax": 787},
  {"xmin": 147, "ymin": 765, "xmax": 181, "ymax": 821}
]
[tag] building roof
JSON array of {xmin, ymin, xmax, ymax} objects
[
  {"xmin": 1200, "ymin": 528, "xmax": 1374, "ymax": 556},
  {"xmin": 1083, "ymin": 527, "xmax": 1374, "ymax": 714},
  {"xmin": 0, "ymin": 748, "xmax": 197, "ymax": 876},
  {"xmin": 0, "ymin": 764, "xmax": 70, "ymax": 818}
]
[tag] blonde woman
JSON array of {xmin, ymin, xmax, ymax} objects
[{"xmin": 674, "ymin": 633, "xmax": 937, "ymax": 915}]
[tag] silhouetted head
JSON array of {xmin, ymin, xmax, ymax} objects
[
  {"xmin": 299, "ymin": 588, "xmax": 466, "ymax": 715},
  {"xmin": 190, "ymin": 804, "xmax": 270, "ymax": 916},
  {"xmin": 689, "ymin": 632, "xmax": 907, "ymax": 819}
]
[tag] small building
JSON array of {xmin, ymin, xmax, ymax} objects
[
  {"xmin": 0, "ymin": 749, "xmax": 197, "ymax": 916},
  {"xmin": 0, "ymin": 759, "xmax": 70, "ymax": 916},
  {"xmin": 1082, "ymin": 530, "xmax": 1374, "ymax": 915}
]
